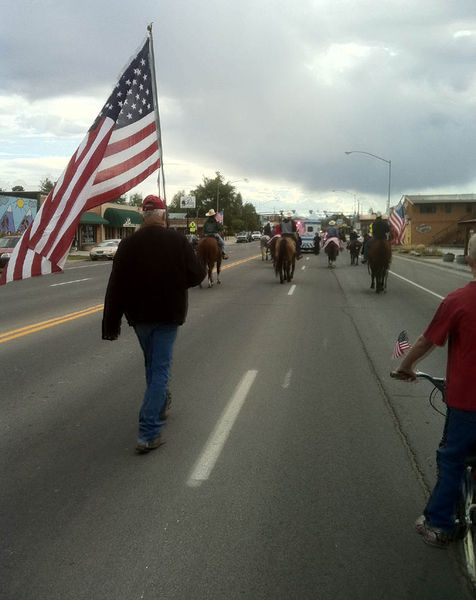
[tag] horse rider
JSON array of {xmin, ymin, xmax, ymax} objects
[
  {"xmin": 372, "ymin": 212, "xmax": 390, "ymax": 240},
  {"xmin": 313, "ymin": 231, "xmax": 321, "ymax": 255},
  {"xmin": 280, "ymin": 211, "xmax": 303, "ymax": 260},
  {"xmin": 263, "ymin": 221, "xmax": 272, "ymax": 236},
  {"xmin": 203, "ymin": 209, "xmax": 228, "ymax": 259},
  {"xmin": 326, "ymin": 220, "xmax": 339, "ymax": 240}
]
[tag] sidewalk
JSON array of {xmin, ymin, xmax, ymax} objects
[{"xmin": 394, "ymin": 246, "xmax": 471, "ymax": 275}]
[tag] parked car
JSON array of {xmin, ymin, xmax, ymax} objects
[
  {"xmin": 89, "ymin": 239, "xmax": 122, "ymax": 260},
  {"xmin": 236, "ymin": 231, "xmax": 249, "ymax": 243},
  {"xmin": 0, "ymin": 235, "xmax": 22, "ymax": 272},
  {"xmin": 251, "ymin": 231, "xmax": 261, "ymax": 241}
]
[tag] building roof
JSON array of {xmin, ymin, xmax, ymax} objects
[{"xmin": 403, "ymin": 194, "xmax": 476, "ymax": 205}]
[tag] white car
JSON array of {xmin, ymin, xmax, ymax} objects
[
  {"xmin": 89, "ymin": 239, "xmax": 122, "ymax": 260},
  {"xmin": 251, "ymin": 231, "xmax": 261, "ymax": 241}
]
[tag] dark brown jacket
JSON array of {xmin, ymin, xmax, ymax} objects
[{"xmin": 102, "ymin": 225, "xmax": 205, "ymax": 338}]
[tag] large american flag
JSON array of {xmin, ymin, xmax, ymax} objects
[
  {"xmin": 1, "ymin": 38, "xmax": 160, "ymax": 285},
  {"xmin": 389, "ymin": 200, "xmax": 406, "ymax": 245}
]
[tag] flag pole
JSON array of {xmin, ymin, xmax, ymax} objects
[{"xmin": 147, "ymin": 23, "xmax": 167, "ymax": 206}]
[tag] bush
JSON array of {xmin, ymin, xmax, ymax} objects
[{"xmin": 394, "ymin": 244, "xmax": 442, "ymax": 256}]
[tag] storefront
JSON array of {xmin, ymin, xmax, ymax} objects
[
  {"xmin": 77, "ymin": 211, "xmax": 110, "ymax": 250},
  {"xmin": 103, "ymin": 208, "xmax": 143, "ymax": 238}
]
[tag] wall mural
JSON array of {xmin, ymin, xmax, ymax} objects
[{"xmin": 0, "ymin": 196, "xmax": 38, "ymax": 235}]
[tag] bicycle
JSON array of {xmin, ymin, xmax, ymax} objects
[{"xmin": 390, "ymin": 370, "xmax": 476, "ymax": 585}]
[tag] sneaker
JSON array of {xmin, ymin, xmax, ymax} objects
[
  {"xmin": 222, "ymin": 253, "xmax": 229, "ymax": 260},
  {"xmin": 415, "ymin": 515, "xmax": 451, "ymax": 548},
  {"xmin": 297, "ymin": 255, "xmax": 303, "ymax": 260},
  {"xmin": 135, "ymin": 436, "xmax": 165, "ymax": 454}
]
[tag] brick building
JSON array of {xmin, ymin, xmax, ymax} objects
[{"xmin": 401, "ymin": 194, "xmax": 476, "ymax": 246}]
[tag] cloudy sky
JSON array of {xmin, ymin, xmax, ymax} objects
[{"xmin": 1, "ymin": 0, "xmax": 476, "ymax": 215}]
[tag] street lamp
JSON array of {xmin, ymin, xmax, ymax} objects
[
  {"xmin": 345, "ymin": 151, "xmax": 391, "ymax": 215},
  {"xmin": 217, "ymin": 177, "xmax": 249, "ymax": 213}
]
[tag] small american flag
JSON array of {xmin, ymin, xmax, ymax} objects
[
  {"xmin": 392, "ymin": 330, "xmax": 412, "ymax": 359},
  {"xmin": 216, "ymin": 210, "xmax": 224, "ymax": 224},
  {"xmin": 1, "ymin": 37, "xmax": 160, "ymax": 285}
]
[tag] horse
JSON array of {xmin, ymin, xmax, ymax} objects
[
  {"xmin": 274, "ymin": 236, "xmax": 296, "ymax": 283},
  {"xmin": 197, "ymin": 236, "xmax": 222, "ymax": 288},
  {"xmin": 260, "ymin": 234, "xmax": 271, "ymax": 261},
  {"xmin": 324, "ymin": 238, "xmax": 340, "ymax": 268},
  {"xmin": 348, "ymin": 240, "xmax": 362, "ymax": 266},
  {"xmin": 368, "ymin": 239, "xmax": 391, "ymax": 293}
]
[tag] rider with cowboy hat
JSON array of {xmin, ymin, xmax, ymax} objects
[
  {"xmin": 280, "ymin": 211, "xmax": 302, "ymax": 259},
  {"xmin": 326, "ymin": 220, "xmax": 339, "ymax": 240},
  {"xmin": 203, "ymin": 209, "xmax": 228, "ymax": 259}
]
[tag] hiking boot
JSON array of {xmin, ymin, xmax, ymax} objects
[
  {"xmin": 135, "ymin": 436, "xmax": 165, "ymax": 454},
  {"xmin": 222, "ymin": 253, "xmax": 229, "ymax": 260},
  {"xmin": 415, "ymin": 515, "xmax": 451, "ymax": 548}
]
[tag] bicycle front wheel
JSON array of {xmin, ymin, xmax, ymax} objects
[{"xmin": 458, "ymin": 467, "xmax": 476, "ymax": 584}]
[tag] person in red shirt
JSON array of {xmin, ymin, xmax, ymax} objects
[{"xmin": 395, "ymin": 234, "xmax": 476, "ymax": 548}]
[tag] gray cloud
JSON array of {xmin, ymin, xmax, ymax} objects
[{"xmin": 2, "ymin": 0, "xmax": 476, "ymax": 207}]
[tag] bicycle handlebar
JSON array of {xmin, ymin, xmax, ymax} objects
[{"xmin": 390, "ymin": 370, "xmax": 446, "ymax": 393}]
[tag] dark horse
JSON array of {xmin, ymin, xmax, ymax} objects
[
  {"xmin": 324, "ymin": 239, "xmax": 340, "ymax": 268},
  {"xmin": 348, "ymin": 240, "xmax": 362, "ymax": 266},
  {"xmin": 275, "ymin": 236, "xmax": 296, "ymax": 283},
  {"xmin": 197, "ymin": 237, "xmax": 222, "ymax": 288},
  {"xmin": 368, "ymin": 239, "xmax": 391, "ymax": 293}
]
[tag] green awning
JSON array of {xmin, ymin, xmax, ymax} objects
[
  {"xmin": 80, "ymin": 211, "xmax": 109, "ymax": 225},
  {"xmin": 103, "ymin": 208, "xmax": 142, "ymax": 228}
]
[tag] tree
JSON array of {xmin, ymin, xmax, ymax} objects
[
  {"xmin": 39, "ymin": 177, "xmax": 55, "ymax": 194},
  {"xmin": 12, "ymin": 185, "xmax": 24, "ymax": 192},
  {"xmin": 169, "ymin": 190, "xmax": 186, "ymax": 211},
  {"xmin": 128, "ymin": 192, "xmax": 143, "ymax": 207}
]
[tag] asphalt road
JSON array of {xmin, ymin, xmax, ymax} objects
[{"xmin": 1, "ymin": 241, "xmax": 474, "ymax": 599}]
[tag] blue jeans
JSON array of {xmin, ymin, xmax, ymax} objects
[
  {"xmin": 424, "ymin": 407, "xmax": 476, "ymax": 532},
  {"xmin": 133, "ymin": 323, "xmax": 178, "ymax": 443},
  {"xmin": 208, "ymin": 234, "xmax": 226, "ymax": 254}
]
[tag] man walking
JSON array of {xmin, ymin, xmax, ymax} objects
[{"xmin": 102, "ymin": 195, "xmax": 205, "ymax": 454}]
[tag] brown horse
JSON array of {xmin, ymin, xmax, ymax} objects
[
  {"xmin": 274, "ymin": 236, "xmax": 296, "ymax": 283},
  {"xmin": 324, "ymin": 239, "xmax": 340, "ymax": 268},
  {"xmin": 368, "ymin": 239, "xmax": 391, "ymax": 293},
  {"xmin": 197, "ymin": 237, "xmax": 222, "ymax": 288},
  {"xmin": 348, "ymin": 240, "xmax": 362, "ymax": 266}
]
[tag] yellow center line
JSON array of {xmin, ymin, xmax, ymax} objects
[
  {"xmin": 0, "ymin": 254, "xmax": 261, "ymax": 343},
  {"xmin": 0, "ymin": 305, "xmax": 104, "ymax": 344}
]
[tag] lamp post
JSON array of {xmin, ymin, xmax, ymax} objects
[{"xmin": 345, "ymin": 151, "xmax": 391, "ymax": 215}]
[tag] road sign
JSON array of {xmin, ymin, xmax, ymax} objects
[
  {"xmin": 180, "ymin": 195, "xmax": 196, "ymax": 209},
  {"xmin": 189, "ymin": 221, "xmax": 197, "ymax": 233}
]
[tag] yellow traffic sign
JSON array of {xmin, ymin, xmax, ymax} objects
[{"xmin": 189, "ymin": 221, "xmax": 197, "ymax": 232}]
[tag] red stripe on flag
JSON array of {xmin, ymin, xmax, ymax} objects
[
  {"xmin": 103, "ymin": 121, "xmax": 157, "ymax": 157},
  {"xmin": 86, "ymin": 160, "xmax": 160, "ymax": 207},
  {"xmin": 94, "ymin": 139, "xmax": 159, "ymax": 184}
]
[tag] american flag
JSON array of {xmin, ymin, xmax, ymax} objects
[
  {"xmin": 389, "ymin": 200, "xmax": 406, "ymax": 245},
  {"xmin": 392, "ymin": 330, "xmax": 412, "ymax": 359},
  {"xmin": 1, "ymin": 38, "xmax": 160, "ymax": 285},
  {"xmin": 216, "ymin": 210, "xmax": 224, "ymax": 224}
]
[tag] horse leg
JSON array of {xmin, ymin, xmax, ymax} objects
[
  {"xmin": 216, "ymin": 260, "xmax": 221, "ymax": 284},
  {"xmin": 208, "ymin": 262, "xmax": 213, "ymax": 287}
]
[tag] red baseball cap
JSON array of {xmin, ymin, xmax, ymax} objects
[{"xmin": 142, "ymin": 195, "xmax": 166, "ymax": 211}]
